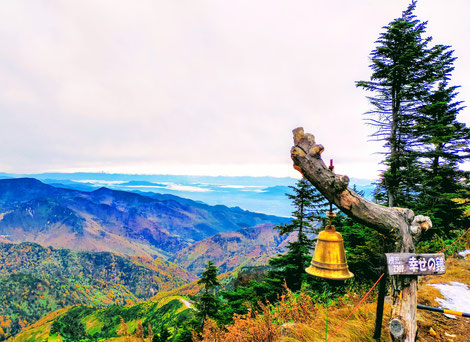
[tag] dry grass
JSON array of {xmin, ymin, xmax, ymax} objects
[
  {"xmin": 201, "ymin": 287, "xmax": 392, "ymax": 342},
  {"xmin": 201, "ymin": 258, "xmax": 470, "ymax": 342},
  {"xmin": 277, "ymin": 302, "xmax": 392, "ymax": 342},
  {"xmin": 419, "ymin": 258, "xmax": 470, "ymax": 286},
  {"xmin": 416, "ymin": 258, "xmax": 470, "ymax": 342}
]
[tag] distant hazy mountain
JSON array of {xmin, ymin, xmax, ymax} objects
[
  {"xmin": 0, "ymin": 172, "xmax": 376, "ymax": 216},
  {"xmin": 0, "ymin": 178, "xmax": 290, "ymax": 258}
]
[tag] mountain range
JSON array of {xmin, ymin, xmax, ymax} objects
[
  {"xmin": 0, "ymin": 178, "xmax": 290, "ymax": 258},
  {"xmin": 0, "ymin": 172, "xmax": 376, "ymax": 217}
]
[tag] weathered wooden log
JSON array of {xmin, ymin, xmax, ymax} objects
[{"xmin": 291, "ymin": 127, "xmax": 430, "ymax": 342}]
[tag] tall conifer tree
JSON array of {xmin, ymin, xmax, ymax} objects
[
  {"xmin": 267, "ymin": 178, "xmax": 327, "ymax": 293},
  {"xmin": 356, "ymin": 0, "xmax": 444, "ymax": 207},
  {"xmin": 358, "ymin": 0, "xmax": 469, "ymax": 237},
  {"xmin": 194, "ymin": 261, "xmax": 221, "ymax": 331},
  {"xmin": 413, "ymin": 80, "xmax": 470, "ymax": 234}
]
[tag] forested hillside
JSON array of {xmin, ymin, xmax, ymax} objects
[
  {"xmin": 10, "ymin": 295, "xmax": 195, "ymax": 342},
  {"xmin": 173, "ymin": 223, "xmax": 297, "ymax": 276},
  {"xmin": 0, "ymin": 242, "xmax": 195, "ymax": 340}
]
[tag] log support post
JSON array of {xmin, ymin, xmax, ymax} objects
[
  {"xmin": 373, "ymin": 261, "xmax": 387, "ymax": 340},
  {"xmin": 290, "ymin": 128, "xmax": 431, "ymax": 342}
]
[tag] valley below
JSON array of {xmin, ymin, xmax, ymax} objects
[{"xmin": 0, "ymin": 177, "xmax": 293, "ymax": 340}]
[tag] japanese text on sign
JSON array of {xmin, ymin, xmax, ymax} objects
[{"xmin": 385, "ymin": 253, "xmax": 446, "ymax": 276}]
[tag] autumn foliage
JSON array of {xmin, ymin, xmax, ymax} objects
[{"xmin": 200, "ymin": 289, "xmax": 319, "ymax": 342}]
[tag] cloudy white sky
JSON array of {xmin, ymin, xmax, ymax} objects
[{"xmin": 1, "ymin": 0, "xmax": 469, "ymax": 179}]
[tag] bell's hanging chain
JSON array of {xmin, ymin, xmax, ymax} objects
[{"xmin": 327, "ymin": 159, "xmax": 335, "ymax": 230}]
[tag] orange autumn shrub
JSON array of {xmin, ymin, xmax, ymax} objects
[
  {"xmin": 201, "ymin": 288, "xmax": 318, "ymax": 342},
  {"xmin": 223, "ymin": 305, "xmax": 280, "ymax": 342},
  {"xmin": 200, "ymin": 318, "xmax": 226, "ymax": 342}
]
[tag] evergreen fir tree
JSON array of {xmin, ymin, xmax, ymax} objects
[
  {"xmin": 173, "ymin": 325, "xmax": 193, "ymax": 342},
  {"xmin": 194, "ymin": 261, "xmax": 221, "ymax": 331},
  {"xmin": 265, "ymin": 178, "xmax": 327, "ymax": 294},
  {"xmin": 413, "ymin": 79, "xmax": 470, "ymax": 235},
  {"xmin": 356, "ymin": 0, "xmax": 446, "ymax": 208},
  {"xmin": 218, "ymin": 284, "xmax": 258, "ymax": 325},
  {"xmin": 358, "ymin": 0, "xmax": 469, "ymax": 237},
  {"xmin": 277, "ymin": 177, "xmax": 328, "ymax": 239},
  {"xmin": 152, "ymin": 325, "xmax": 171, "ymax": 342},
  {"xmin": 357, "ymin": 0, "xmax": 470, "ymax": 252}
]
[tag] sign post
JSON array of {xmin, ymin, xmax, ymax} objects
[
  {"xmin": 386, "ymin": 253, "xmax": 445, "ymax": 340},
  {"xmin": 373, "ymin": 253, "xmax": 445, "ymax": 340},
  {"xmin": 373, "ymin": 260, "xmax": 388, "ymax": 340}
]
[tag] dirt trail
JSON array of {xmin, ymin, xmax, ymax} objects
[{"xmin": 179, "ymin": 297, "xmax": 196, "ymax": 311}]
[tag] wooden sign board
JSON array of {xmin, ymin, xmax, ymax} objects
[{"xmin": 385, "ymin": 253, "xmax": 446, "ymax": 276}]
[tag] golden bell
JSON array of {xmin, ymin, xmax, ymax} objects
[{"xmin": 306, "ymin": 220, "xmax": 354, "ymax": 280}]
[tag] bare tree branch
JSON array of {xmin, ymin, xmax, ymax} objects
[{"xmin": 290, "ymin": 127, "xmax": 416, "ymax": 251}]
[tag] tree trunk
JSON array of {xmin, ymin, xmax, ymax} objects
[
  {"xmin": 389, "ymin": 86, "xmax": 399, "ymax": 208},
  {"xmin": 290, "ymin": 127, "xmax": 429, "ymax": 342}
]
